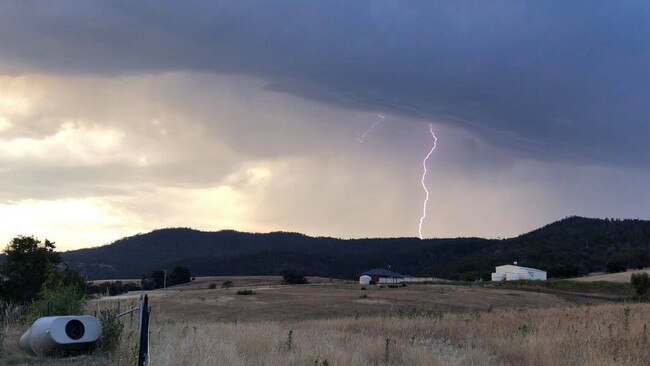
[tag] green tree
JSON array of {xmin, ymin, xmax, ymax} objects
[
  {"xmin": 168, "ymin": 266, "xmax": 191, "ymax": 286},
  {"xmin": 631, "ymin": 272, "xmax": 650, "ymax": 296},
  {"xmin": 141, "ymin": 270, "xmax": 166, "ymax": 290},
  {"xmin": 281, "ymin": 269, "xmax": 309, "ymax": 285},
  {"xmin": 0, "ymin": 236, "xmax": 61, "ymax": 303}
]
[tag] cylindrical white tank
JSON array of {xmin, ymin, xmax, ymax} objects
[
  {"xmin": 19, "ymin": 316, "xmax": 101, "ymax": 356},
  {"xmin": 359, "ymin": 275, "xmax": 372, "ymax": 285}
]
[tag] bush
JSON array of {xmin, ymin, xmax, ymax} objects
[
  {"xmin": 141, "ymin": 270, "xmax": 166, "ymax": 290},
  {"xmin": 28, "ymin": 267, "xmax": 86, "ymax": 321},
  {"xmin": 222, "ymin": 280, "xmax": 234, "ymax": 288},
  {"xmin": 168, "ymin": 266, "xmax": 192, "ymax": 286},
  {"xmin": 607, "ymin": 261, "xmax": 627, "ymax": 273},
  {"xmin": 208, "ymin": 283, "xmax": 217, "ymax": 289},
  {"xmin": 28, "ymin": 284, "xmax": 85, "ymax": 321},
  {"xmin": 631, "ymin": 272, "xmax": 650, "ymax": 295},
  {"xmin": 236, "ymin": 289, "xmax": 255, "ymax": 295},
  {"xmin": 87, "ymin": 281, "xmax": 142, "ymax": 297},
  {"xmin": 97, "ymin": 308, "xmax": 124, "ymax": 353},
  {"xmin": 281, "ymin": 270, "xmax": 309, "ymax": 285}
]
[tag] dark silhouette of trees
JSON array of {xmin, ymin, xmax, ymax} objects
[
  {"xmin": 606, "ymin": 261, "xmax": 627, "ymax": 273},
  {"xmin": 60, "ymin": 217, "xmax": 650, "ymax": 281},
  {"xmin": 631, "ymin": 272, "xmax": 650, "ymax": 295},
  {"xmin": 281, "ymin": 269, "xmax": 309, "ymax": 284},
  {"xmin": 168, "ymin": 266, "xmax": 191, "ymax": 286},
  {"xmin": 0, "ymin": 236, "xmax": 61, "ymax": 303}
]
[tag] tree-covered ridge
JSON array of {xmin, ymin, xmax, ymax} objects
[{"xmin": 52, "ymin": 216, "xmax": 650, "ymax": 280}]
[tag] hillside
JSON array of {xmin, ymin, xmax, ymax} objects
[
  {"xmin": 59, "ymin": 216, "xmax": 650, "ymax": 280},
  {"xmin": 571, "ymin": 268, "xmax": 650, "ymax": 283}
]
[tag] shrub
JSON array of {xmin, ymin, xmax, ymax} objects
[
  {"xmin": 168, "ymin": 266, "xmax": 192, "ymax": 286},
  {"xmin": 285, "ymin": 330, "xmax": 293, "ymax": 351},
  {"xmin": 281, "ymin": 270, "xmax": 309, "ymax": 285},
  {"xmin": 222, "ymin": 280, "xmax": 234, "ymax": 288},
  {"xmin": 631, "ymin": 272, "xmax": 650, "ymax": 295},
  {"xmin": 360, "ymin": 287, "xmax": 366, "ymax": 291},
  {"xmin": 237, "ymin": 289, "xmax": 255, "ymax": 295},
  {"xmin": 208, "ymin": 283, "xmax": 217, "ymax": 289},
  {"xmin": 607, "ymin": 261, "xmax": 627, "ymax": 273},
  {"xmin": 28, "ymin": 283, "xmax": 85, "ymax": 322},
  {"xmin": 87, "ymin": 281, "xmax": 142, "ymax": 297},
  {"xmin": 97, "ymin": 308, "xmax": 124, "ymax": 353}
]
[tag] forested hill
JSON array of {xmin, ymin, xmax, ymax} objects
[{"xmin": 59, "ymin": 216, "xmax": 650, "ymax": 280}]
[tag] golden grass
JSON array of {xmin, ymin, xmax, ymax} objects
[
  {"xmin": 572, "ymin": 268, "xmax": 650, "ymax": 283},
  {"xmin": 88, "ymin": 284, "xmax": 574, "ymax": 322},
  {"xmin": 110, "ymin": 302, "xmax": 649, "ymax": 365},
  {"xmin": 4, "ymin": 284, "xmax": 649, "ymax": 365}
]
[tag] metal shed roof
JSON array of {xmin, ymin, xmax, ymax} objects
[{"xmin": 361, "ymin": 269, "xmax": 410, "ymax": 278}]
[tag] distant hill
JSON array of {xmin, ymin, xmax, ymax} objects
[{"xmin": 58, "ymin": 216, "xmax": 650, "ymax": 280}]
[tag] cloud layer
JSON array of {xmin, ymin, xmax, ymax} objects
[
  {"xmin": 1, "ymin": 1, "xmax": 649, "ymax": 167},
  {"xmin": 1, "ymin": 2, "xmax": 650, "ymax": 249}
]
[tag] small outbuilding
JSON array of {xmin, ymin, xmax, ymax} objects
[
  {"xmin": 359, "ymin": 275, "xmax": 372, "ymax": 285},
  {"xmin": 359, "ymin": 269, "xmax": 441, "ymax": 284},
  {"xmin": 491, "ymin": 264, "xmax": 547, "ymax": 281},
  {"xmin": 361, "ymin": 269, "xmax": 408, "ymax": 284}
]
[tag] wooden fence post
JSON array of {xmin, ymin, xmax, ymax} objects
[{"xmin": 138, "ymin": 294, "xmax": 150, "ymax": 366}]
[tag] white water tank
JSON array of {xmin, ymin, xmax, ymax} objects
[
  {"xmin": 19, "ymin": 316, "xmax": 101, "ymax": 356},
  {"xmin": 359, "ymin": 275, "xmax": 372, "ymax": 285}
]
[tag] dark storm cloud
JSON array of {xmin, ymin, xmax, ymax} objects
[{"xmin": 1, "ymin": 1, "xmax": 649, "ymax": 166}]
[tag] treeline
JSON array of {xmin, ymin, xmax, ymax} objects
[
  {"xmin": 141, "ymin": 266, "xmax": 192, "ymax": 290},
  {"xmin": 58, "ymin": 216, "xmax": 650, "ymax": 281},
  {"xmin": 88, "ymin": 266, "xmax": 193, "ymax": 295}
]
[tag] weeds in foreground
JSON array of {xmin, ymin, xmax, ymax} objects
[
  {"xmin": 285, "ymin": 330, "xmax": 293, "ymax": 351},
  {"xmin": 623, "ymin": 306, "xmax": 631, "ymax": 332},
  {"xmin": 384, "ymin": 337, "xmax": 391, "ymax": 362},
  {"xmin": 97, "ymin": 308, "xmax": 124, "ymax": 353}
]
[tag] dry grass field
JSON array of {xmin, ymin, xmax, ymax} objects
[
  {"xmin": 572, "ymin": 268, "xmax": 650, "ymax": 283},
  {"xmin": 92, "ymin": 281, "xmax": 574, "ymax": 323},
  {"xmin": 3, "ymin": 278, "xmax": 649, "ymax": 365}
]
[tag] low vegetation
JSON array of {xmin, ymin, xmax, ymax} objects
[
  {"xmin": 484, "ymin": 279, "xmax": 635, "ymax": 297},
  {"xmin": 94, "ymin": 302, "xmax": 649, "ymax": 365},
  {"xmin": 281, "ymin": 270, "xmax": 309, "ymax": 285},
  {"xmin": 236, "ymin": 289, "xmax": 255, "ymax": 296},
  {"xmin": 631, "ymin": 272, "xmax": 650, "ymax": 296},
  {"xmin": 87, "ymin": 281, "xmax": 142, "ymax": 297}
]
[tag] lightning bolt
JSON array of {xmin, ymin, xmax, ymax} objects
[
  {"xmin": 357, "ymin": 114, "xmax": 386, "ymax": 143},
  {"xmin": 418, "ymin": 123, "xmax": 437, "ymax": 240}
]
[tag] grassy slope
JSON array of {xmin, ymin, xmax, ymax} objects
[{"xmin": 571, "ymin": 268, "xmax": 650, "ymax": 282}]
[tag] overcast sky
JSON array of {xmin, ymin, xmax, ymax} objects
[{"xmin": 1, "ymin": 1, "xmax": 650, "ymax": 250}]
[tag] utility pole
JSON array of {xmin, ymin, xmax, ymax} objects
[{"xmin": 163, "ymin": 270, "xmax": 167, "ymax": 290}]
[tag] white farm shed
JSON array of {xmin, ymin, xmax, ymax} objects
[
  {"xmin": 359, "ymin": 275, "xmax": 372, "ymax": 285},
  {"xmin": 491, "ymin": 264, "xmax": 547, "ymax": 281}
]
